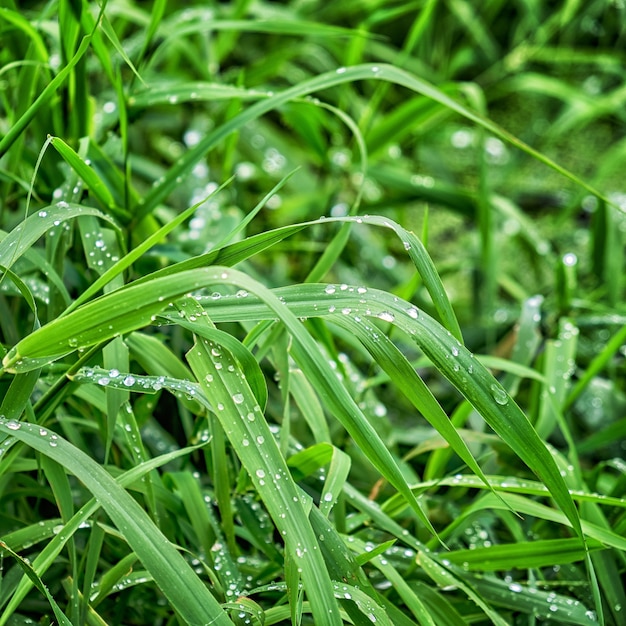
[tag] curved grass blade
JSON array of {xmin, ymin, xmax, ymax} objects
[
  {"xmin": 461, "ymin": 574, "xmax": 599, "ymax": 626},
  {"xmin": 0, "ymin": 8, "xmax": 48, "ymax": 63},
  {"xmin": 445, "ymin": 537, "xmax": 604, "ymax": 571},
  {"xmin": 0, "ymin": 203, "xmax": 120, "ymax": 273},
  {"xmin": 174, "ymin": 319, "xmax": 267, "ymax": 412},
  {"xmin": 0, "ymin": 418, "xmax": 230, "ymax": 626},
  {"xmin": 0, "ymin": 541, "xmax": 72, "ymax": 626},
  {"xmin": 3, "ymin": 268, "xmax": 236, "ymax": 371},
  {"xmin": 50, "ymin": 137, "xmax": 129, "ymax": 221},
  {"xmin": 401, "ymin": 473, "xmax": 626, "ymax": 509},
  {"xmin": 64, "ymin": 177, "xmax": 234, "ymax": 314},
  {"xmin": 0, "ymin": 34, "xmax": 92, "ymax": 157},
  {"xmin": 169, "ymin": 282, "xmax": 585, "ymax": 546},
  {"xmin": 6, "ymin": 263, "xmax": 445, "ymax": 537},
  {"xmin": 136, "ymin": 64, "xmax": 612, "ymax": 224},
  {"xmin": 137, "ymin": 213, "xmax": 459, "ymax": 338},
  {"xmin": 3, "ymin": 269, "xmax": 582, "ymax": 548},
  {"xmin": 129, "ymin": 82, "xmax": 270, "ymax": 108},
  {"xmin": 328, "ymin": 313, "xmax": 495, "ymax": 499}
]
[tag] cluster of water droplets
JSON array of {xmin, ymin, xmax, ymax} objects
[
  {"xmin": 82, "ymin": 228, "xmax": 119, "ymax": 269},
  {"xmin": 0, "ymin": 416, "xmax": 59, "ymax": 450},
  {"xmin": 74, "ymin": 367, "xmax": 204, "ymax": 405},
  {"xmin": 331, "ymin": 581, "xmax": 379, "ymax": 622}
]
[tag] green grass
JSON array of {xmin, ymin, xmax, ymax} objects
[{"xmin": 1, "ymin": 1, "xmax": 625, "ymax": 625}]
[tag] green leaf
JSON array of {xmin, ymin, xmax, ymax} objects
[
  {"xmin": 186, "ymin": 335, "xmax": 343, "ymax": 625},
  {"xmin": 0, "ymin": 418, "xmax": 231, "ymax": 626}
]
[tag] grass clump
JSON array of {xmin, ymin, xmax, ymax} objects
[{"xmin": 1, "ymin": 1, "xmax": 625, "ymax": 625}]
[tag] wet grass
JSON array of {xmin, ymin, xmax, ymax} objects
[{"xmin": 0, "ymin": 1, "xmax": 625, "ymax": 625}]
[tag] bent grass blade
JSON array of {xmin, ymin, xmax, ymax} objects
[{"xmin": 0, "ymin": 418, "xmax": 228, "ymax": 626}]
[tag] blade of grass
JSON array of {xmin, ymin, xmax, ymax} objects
[
  {"xmin": 0, "ymin": 34, "xmax": 92, "ymax": 157},
  {"xmin": 136, "ymin": 64, "xmax": 613, "ymax": 224},
  {"xmin": 186, "ymin": 333, "xmax": 343, "ymax": 625},
  {"xmin": 0, "ymin": 541, "xmax": 73, "ymax": 626},
  {"xmin": 0, "ymin": 420, "xmax": 226, "ymax": 626}
]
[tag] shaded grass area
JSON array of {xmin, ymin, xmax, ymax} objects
[{"xmin": 0, "ymin": 1, "xmax": 625, "ymax": 625}]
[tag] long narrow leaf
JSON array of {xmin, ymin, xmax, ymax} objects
[{"xmin": 0, "ymin": 418, "xmax": 231, "ymax": 626}]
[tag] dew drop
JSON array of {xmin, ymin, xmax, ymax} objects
[
  {"xmin": 490, "ymin": 383, "xmax": 508, "ymax": 405},
  {"xmin": 232, "ymin": 393, "xmax": 244, "ymax": 404},
  {"xmin": 406, "ymin": 307, "xmax": 419, "ymax": 319},
  {"xmin": 563, "ymin": 252, "xmax": 577, "ymax": 266},
  {"xmin": 378, "ymin": 311, "xmax": 395, "ymax": 323},
  {"xmin": 324, "ymin": 285, "xmax": 336, "ymax": 295}
]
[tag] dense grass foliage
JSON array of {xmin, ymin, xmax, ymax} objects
[{"xmin": 1, "ymin": 1, "xmax": 625, "ymax": 624}]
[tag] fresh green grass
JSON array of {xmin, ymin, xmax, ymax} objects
[{"xmin": 1, "ymin": 1, "xmax": 625, "ymax": 625}]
